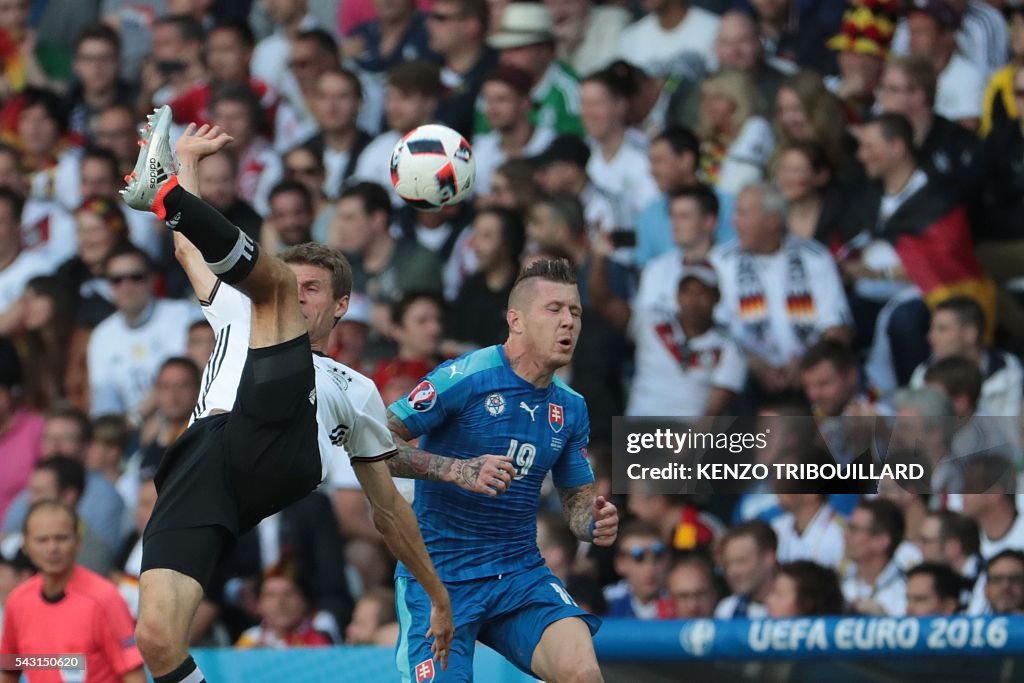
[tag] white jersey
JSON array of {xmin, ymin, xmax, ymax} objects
[{"xmin": 193, "ymin": 281, "xmax": 396, "ymax": 480}]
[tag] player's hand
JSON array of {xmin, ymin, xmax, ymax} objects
[
  {"xmin": 175, "ymin": 123, "xmax": 234, "ymax": 164},
  {"xmin": 591, "ymin": 496, "xmax": 618, "ymax": 546},
  {"xmin": 447, "ymin": 455, "xmax": 516, "ymax": 497},
  {"xmin": 427, "ymin": 595, "xmax": 454, "ymax": 670}
]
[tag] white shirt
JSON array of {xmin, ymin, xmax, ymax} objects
[
  {"xmin": 586, "ymin": 134, "xmax": 659, "ymax": 229},
  {"xmin": 251, "ymin": 14, "xmax": 320, "ymax": 105},
  {"xmin": 712, "ymin": 237, "xmax": 851, "ymax": 366},
  {"xmin": 352, "ymin": 130, "xmax": 403, "ymax": 207},
  {"xmin": 237, "ymin": 137, "xmax": 284, "ymax": 217},
  {"xmin": 635, "ymin": 248, "xmax": 683, "ymax": 317},
  {"xmin": 981, "ymin": 512, "xmax": 1024, "ymax": 560},
  {"xmin": 471, "ymin": 126, "xmax": 556, "ymax": 195},
  {"xmin": 716, "ymin": 117, "xmax": 775, "ymax": 195},
  {"xmin": 617, "ymin": 7, "xmax": 720, "ymax": 74},
  {"xmin": 568, "ymin": 6, "xmax": 631, "ymax": 77},
  {"xmin": 627, "ymin": 311, "xmax": 746, "ymax": 417},
  {"xmin": 842, "ymin": 559, "xmax": 907, "ymax": 616},
  {"xmin": 21, "ymin": 199, "xmax": 77, "ymax": 269},
  {"xmin": 772, "ymin": 504, "xmax": 846, "ymax": 569},
  {"xmin": 0, "ymin": 249, "xmax": 52, "ymax": 312},
  {"xmin": 891, "ymin": 2, "xmax": 1009, "ymax": 75},
  {"xmin": 193, "ymin": 282, "xmax": 397, "ymax": 481},
  {"xmin": 87, "ymin": 298, "xmax": 198, "ymax": 416},
  {"xmin": 581, "ymin": 183, "xmax": 618, "ymax": 238},
  {"xmin": 936, "ymin": 54, "xmax": 985, "ymax": 122},
  {"xmin": 714, "ymin": 594, "xmax": 767, "ymax": 619},
  {"xmin": 323, "ymin": 148, "xmax": 353, "ymax": 201}
]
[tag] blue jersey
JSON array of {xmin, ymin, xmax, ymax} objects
[{"xmin": 389, "ymin": 345, "xmax": 594, "ymax": 582}]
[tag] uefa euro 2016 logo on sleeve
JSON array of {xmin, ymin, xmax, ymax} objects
[
  {"xmin": 408, "ymin": 381, "xmax": 437, "ymax": 412},
  {"xmin": 679, "ymin": 619, "xmax": 716, "ymax": 656}
]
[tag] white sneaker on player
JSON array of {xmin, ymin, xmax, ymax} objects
[{"xmin": 120, "ymin": 104, "xmax": 177, "ymax": 213}]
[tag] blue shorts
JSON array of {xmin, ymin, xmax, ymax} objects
[{"xmin": 395, "ymin": 565, "xmax": 601, "ymax": 682}]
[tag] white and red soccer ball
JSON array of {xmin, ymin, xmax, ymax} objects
[{"xmin": 390, "ymin": 124, "xmax": 475, "ymax": 211}]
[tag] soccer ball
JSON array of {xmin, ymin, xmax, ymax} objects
[{"xmin": 390, "ymin": 124, "xmax": 475, "ymax": 211}]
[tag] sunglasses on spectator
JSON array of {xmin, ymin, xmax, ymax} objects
[
  {"xmin": 622, "ymin": 543, "xmax": 666, "ymax": 562},
  {"xmin": 109, "ymin": 271, "xmax": 148, "ymax": 285}
]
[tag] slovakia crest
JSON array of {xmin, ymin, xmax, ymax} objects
[
  {"xmin": 408, "ymin": 380, "xmax": 437, "ymax": 412},
  {"xmin": 548, "ymin": 403, "xmax": 565, "ymax": 433},
  {"xmin": 414, "ymin": 658, "xmax": 435, "ymax": 682}
]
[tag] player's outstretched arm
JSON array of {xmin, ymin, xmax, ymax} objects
[
  {"xmin": 558, "ymin": 483, "xmax": 619, "ymax": 547},
  {"xmin": 352, "ymin": 459, "xmax": 454, "ymax": 668},
  {"xmin": 385, "ymin": 410, "xmax": 516, "ymax": 496}
]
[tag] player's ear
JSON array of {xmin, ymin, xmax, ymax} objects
[
  {"xmin": 333, "ymin": 295, "xmax": 350, "ymax": 325},
  {"xmin": 507, "ymin": 306, "xmax": 523, "ymax": 335}
]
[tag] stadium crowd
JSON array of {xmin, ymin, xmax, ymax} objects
[{"xmin": 1, "ymin": 0, "xmax": 1024, "ymax": 664}]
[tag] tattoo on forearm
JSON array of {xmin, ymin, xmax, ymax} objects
[
  {"xmin": 386, "ymin": 410, "xmax": 452, "ymax": 482},
  {"xmin": 560, "ymin": 483, "xmax": 597, "ymax": 542}
]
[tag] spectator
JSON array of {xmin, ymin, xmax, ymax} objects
[
  {"xmin": 283, "ymin": 145, "xmax": 335, "ymax": 241},
  {"xmin": 715, "ymin": 520, "xmax": 776, "ymax": 618},
  {"xmin": 876, "ymin": 478, "xmax": 929, "ymax": 571},
  {"xmin": 0, "ymin": 500, "xmax": 144, "ymax": 683},
  {"xmin": 92, "ymin": 105, "xmax": 141, "ymax": 179},
  {"xmin": 910, "ymin": 297, "xmax": 1023, "ymax": 420},
  {"xmin": 667, "ymin": 554, "xmax": 718, "ymax": 618},
  {"xmin": 893, "ymin": 0, "xmax": 1009, "ymax": 78},
  {"xmin": 195, "ymin": 150, "xmax": 263, "ymax": 242},
  {"xmin": 772, "ymin": 141, "xmax": 853, "ymax": 248},
  {"xmin": 251, "ymin": 0, "xmax": 319, "ymax": 99},
  {"xmin": 980, "ymin": 5, "xmax": 1024, "ymax": 137},
  {"xmin": 0, "ymin": 338, "xmax": 43, "ymax": 523},
  {"xmin": 65, "ymin": 25, "xmax": 136, "ymax": 142},
  {"xmin": 962, "ymin": 490, "xmax": 1024, "ymax": 560},
  {"xmin": 136, "ymin": 357, "xmax": 200, "ymax": 470},
  {"xmin": 604, "ymin": 520, "xmax": 673, "ymax": 619},
  {"xmin": 842, "ymin": 498, "xmax": 907, "ymax": 616},
  {"xmin": 352, "ymin": 60, "xmax": 442, "ymax": 207},
  {"xmin": 275, "ymin": 30, "xmax": 344, "ymax": 152},
  {"xmin": 581, "ymin": 65, "xmax": 659, "ymax": 231},
  {"xmin": 771, "ymin": 493, "xmax": 845, "ymax": 568},
  {"xmin": 0, "ymin": 0, "xmax": 54, "ymax": 95},
  {"xmin": 373, "ymin": 291, "xmax": 444, "ymax": 405},
  {"xmin": 774, "ymin": 70, "xmax": 855, "ymax": 182},
  {"xmin": 345, "ymin": 587, "xmax": 399, "ymax": 645},
  {"xmin": 17, "ymin": 276, "xmax": 73, "ymax": 412},
  {"xmin": 429, "ymin": 0, "xmax": 499, "ymax": 138},
  {"xmin": 531, "ymin": 134, "xmax": 617, "ymax": 242},
  {"xmin": 982, "ymin": 549, "xmax": 1024, "ymax": 615},
  {"xmin": 748, "ymin": 0, "xmax": 835, "ymax": 73},
  {"xmin": 13, "ymin": 88, "xmax": 80, "ymax": 207},
  {"xmin": 626, "ymin": 489, "xmax": 720, "ymax": 554},
  {"xmin": 85, "ymin": 414, "xmax": 131, "ymax": 488},
  {"xmin": 615, "ymin": 0, "xmax": 720, "ymax": 74},
  {"xmin": 395, "ymin": 197, "xmax": 476, "ymax": 302},
  {"xmin": 86, "ymin": 244, "xmax": 198, "ymax": 418},
  {"xmin": 919, "ymin": 509, "xmax": 985, "ymax": 612},
  {"xmin": 824, "ymin": 0, "xmax": 899, "ymax": 124},
  {"xmin": 906, "ymin": 0, "xmax": 985, "ymax": 130},
  {"xmin": 345, "ymin": 0, "xmax": 435, "ymax": 80},
  {"xmin": 696, "ymin": 70, "xmax": 775, "ymax": 197},
  {"xmin": 477, "ymin": 157, "xmax": 541, "ymax": 214},
  {"xmin": 891, "ymin": 387, "xmax": 959, "ymax": 493},
  {"xmin": 474, "ymin": 65, "xmax": 557, "ymax": 195},
  {"xmin": 235, "ymin": 562, "xmax": 336, "ymax": 647},
  {"xmin": 445, "ymin": 207, "xmax": 525, "ymax": 354},
  {"xmin": 302, "ymin": 69, "xmax": 372, "ymax": 200},
  {"xmin": 712, "ymin": 183, "xmax": 851, "ymax": 401},
  {"xmin": 185, "ymin": 320, "xmax": 215, "ymax": 372},
  {"xmin": 906, "ymin": 562, "xmax": 963, "ymax": 616},
  {"xmin": 487, "ymin": 3, "xmax": 584, "ymax": 136},
  {"xmin": 139, "ymin": 15, "xmax": 207, "ymax": 112},
  {"xmin": 0, "ymin": 189, "xmax": 50, "ymax": 336},
  {"xmin": 544, "ymin": 0, "xmax": 628, "ymax": 77},
  {"xmin": 330, "ymin": 182, "xmax": 443, "ymax": 335},
  {"xmin": 765, "ymin": 560, "xmax": 845, "ymax": 617},
  {"xmin": 113, "ymin": 468, "xmax": 157, "ymax": 619},
  {"xmin": 0, "ymin": 143, "xmax": 75, "ymax": 271},
  {"xmin": 264, "ymin": 181, "xmax": 316, "ymax": 250},
  {"xmin": 537, "ymin": 512, "xmax": 577, "ymax": 584}
]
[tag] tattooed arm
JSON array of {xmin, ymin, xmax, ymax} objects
[
  {"xmin": 558, "ymin": 482, "xmax": 619, "ymax": 546},
  {"xmin": 386, "ymin": 409, "xmax": 517, "ymax": 497}
]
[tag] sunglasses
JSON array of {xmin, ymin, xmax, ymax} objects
[
  {"xmin": 623, "ymin": 542, "xmax": 666, "ymax": 562},
  {"xmin": 109, "ymin": 271, "xmax": 148, "ymax": 285}
]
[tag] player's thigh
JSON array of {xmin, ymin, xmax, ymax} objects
[
  {"xmin": 246, "ymin": 255, "xmax": 306, "ymax": 348},
  {"xmin": 530, "ymin": 617, "xmax": 602, "ymax": 683},
  {"xmin": 395, "ymin": 577, "xmax": 478, "ymax": 683}
]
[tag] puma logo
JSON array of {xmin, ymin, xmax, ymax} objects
[
  {"xmin": 520, "ymin": 402, "xmax": 538, "ymax": 421},
  {"xmin": 448, "ymin": 365, "xmax": 463, "ymax": 378}
]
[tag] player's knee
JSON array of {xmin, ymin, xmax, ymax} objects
[
  {"xmin": 135, "ymin": 614, "xmax": 181, "ymax": 669},
  {"xmin": 548, "ymin": 654, "xmax": 602, "ymax": 683}
]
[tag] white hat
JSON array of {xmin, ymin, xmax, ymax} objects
[{"xmin": 487, "ymin": 3, "xmax": 555, "ymax": 50}]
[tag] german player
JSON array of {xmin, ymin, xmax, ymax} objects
[
  {"xmin": 387, "ymin": 259, "xmax": 618, "ymax": 682},
  {"xmin": 121, "ymin": 107, "xmax": 452, "ymax": 683}
]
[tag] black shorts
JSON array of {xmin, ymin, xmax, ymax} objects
[{"xmin": 141, "ymin": 334, "xmax": 322, "ymax": 591}]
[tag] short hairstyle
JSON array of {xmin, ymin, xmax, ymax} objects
[
  {"xmin": 23, "ymin": 499, "xmax": 79, "ymax": 537},
  {"xmin": 339, "ymin": 182, "xmax": 393, "ymax": 223},
  {"xmin": 777, "ymin": 561, "xmax": 844, "ymax": 616},
  {"xmin": 437, "ymin": 0, "xmax": 489, "ymax": 30},
  {"xmin": 103, "ymin": 242, "xmax": 154, "ymax": 275},
  {"xmin": 537, "ymin": 193, "xmax": 585, "ymax": 239},
  {"xmin": 281, "ymin": 243, "xmax": 354, "ymax": 301},
  {"xmin": 319, "ymin": 66, "xmax": 363, "ymax": 101},
  {"xmin": 209, "ymin": 81, "xmax": 264, "ymax": 131},
  {"xmin": 775, "ymin": 139, "xmax": 835, "ymax": 178},
  {"xmin": 669, "ymin": 552, "xmax": 716, "ymax": 586},
  {"xmin": 91, "ymin": 414, "xmax": 131, "ymax": 449},
  {"xmin": 924, "ymin": 356, "xmax": 983, "ymax": 408},
  {"xmin": 581, "ymin": 63, "xmax": 635, "ymax": 100},
  {"xmin": 742, "ymin": 181, "xmax": 788, "ymax": 223},
  {"xmin": 159, "ymin": 356, "xmax": 202, "ymax": 387},
  {"xmin": 511, "ymin": 258, "xmax": 577, "ymax": 297},
  {"xmin": 80, "ymin": 146, "xmax": 120, "ymax": 179},
  {"xmin": 269, "ymin": 179, "xmax": 315, "ymax": 213},
  {"xmin": 722, "ymin": 520, "xmax": 778, "ymax": 554},
  {"xmin": 387, "ymin": 60, "xmax": 443, "ymax": 98},
  {"xmin": 74, "ymin": 23, "xmax": 121, "ymax": 55},
  {"xmin": 893, "ymin": 386, "xmax": 953, "ymax": 418},
  {"xmin": 987, "ymin": 549, "xmax": 1024, "ymax": 575},
  {"xmin": 856, "ymin": 497, "xmax": 905, "ymax": 558},
  {"xmin": 211, "ymin": 20, "xmax": 256, "ymax": 49},
  {"xmin": 928, "ymin": 509, "xmax": 980, "ymax": 558},
  {"xmin": 154, "ymin": 14, "xmax": 205, "ymax": 44},
  {"xmin": 865, "ymin": 112, "xmax": 915, "ymax": 156},
  {"xmin": 257, "ymin": 557, "xmax": 313, "ymax": 602},
  {"xmin": 907, "ymin": 561, "xmax": 965, "ymax": 604},
  {"xmin": 476, "ymin": 206, "xmax": 526, "ymax": 263},
  {"xmin": 935, "ymin": 296, "xmax": 986, "ymax": 335},
  {"xmin": 653, "ymin": 125, "xmax": 700, "ymax": 159},
  {"xmin": 19, "ymin": 87, "xmax": 66, "ymax": 132},
  {"xmin": 296, "ymin": 28, "xmax": 339, "ymax": 58},
  {"xmin": 616, "ymin": 520, "xmax": 663, "ymax": 549},
  {"xmin": 800, "ymin": 339, "xmax": 858, "ymax": 374},
  {"xmin": 0, "ymin": 187, "xmax": 25, "ymax": 221},
  {"xmin": 390, "ymin": 290, "xmax": 443, "ymax": 327},
  {"xmin": 668, "ymin": 183, "xmax": 719, "ymax": 217},
  {"xmin": 33, "ymin": 456, "xmax": 86, "ymax": 499},
  {"xmin": 887, "ymin": 54, "xmax": 938, "ymax": 109},
  {"xmin": 46, "ymin": 406, "xmax": 92, "ymax": 443}
]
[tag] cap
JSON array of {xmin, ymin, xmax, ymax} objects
[
  {"xmin": 483, "ymin": 64, "xmax": 534, "ymax": 97},
  {"xmin": 908, "ymin": 0, "xmax": 961, "ymax": 31},
  {"xmin": 678, "ymin": 261, "xmax": 719, "ymax": 290},
  {"xmin": 531, "ymin": 134, "xmax": 590, "ymax": 169},
  {"xmin": 487, "ymin": 3, "xmax": 555, "ymax": 50},
  {"xmin": 0, "ymin": 337, "xmax": 21, "ymax": 390}
]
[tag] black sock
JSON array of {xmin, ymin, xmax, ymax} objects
[
  {"xmin": 161, "ymin": 185, "xmax": 259, "ymax": 284},
  {"xmin": 153, "ymin": 655, "xmax": 206, "ymax": 683}
]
